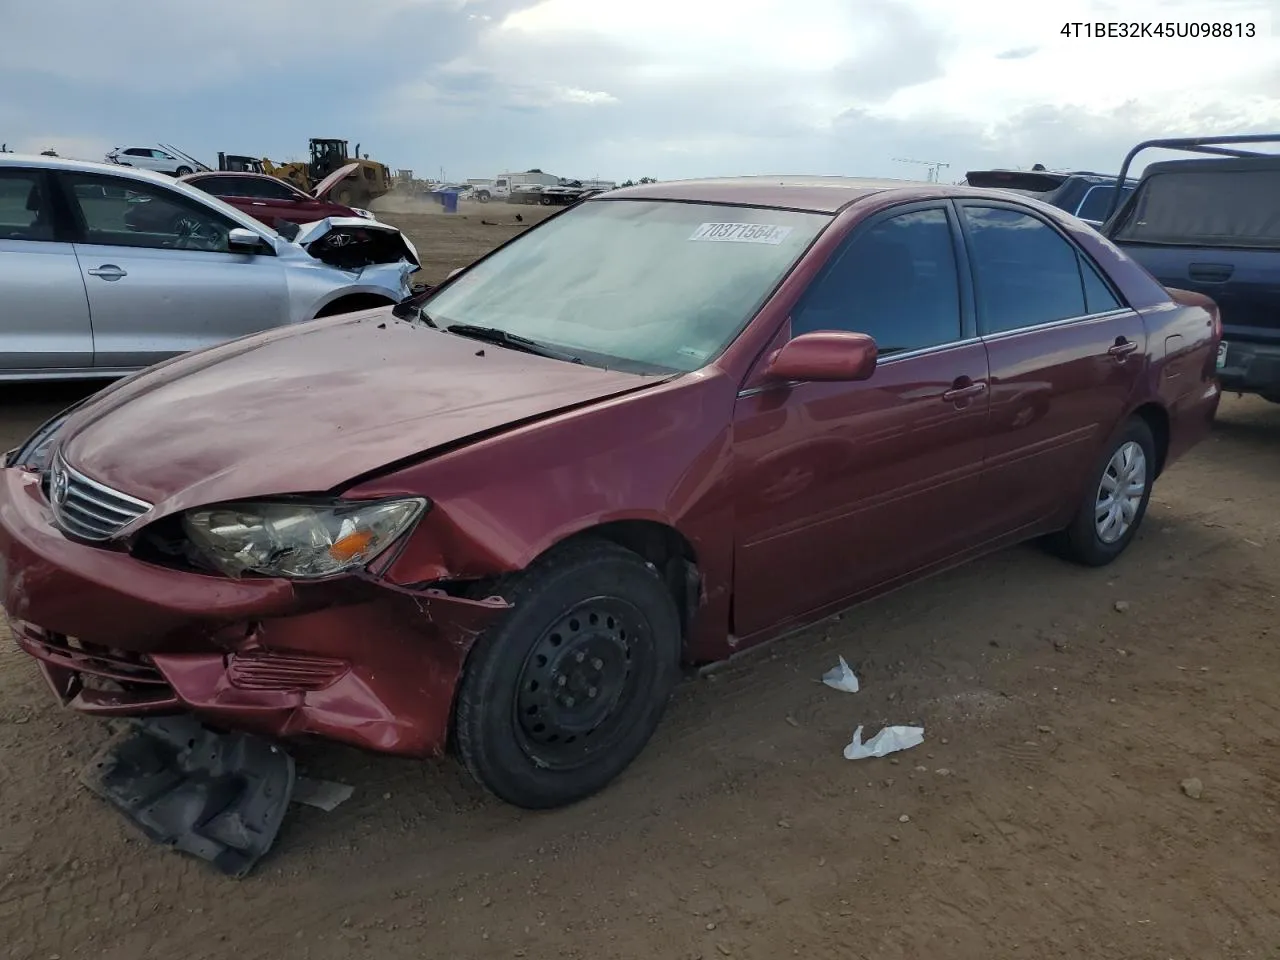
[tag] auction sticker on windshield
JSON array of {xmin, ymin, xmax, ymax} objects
[{"xmin": 689, "ymin": 222, "xmax": 794, "ymax": 244}]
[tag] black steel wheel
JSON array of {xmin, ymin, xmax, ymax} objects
[{"xmin": 454, "ymin": 539, "xmax": 682, "ymax": 809}]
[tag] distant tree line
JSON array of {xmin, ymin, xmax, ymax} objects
[{"xmin": 618, "ymin": 177, "xmax": 657, "ymax": 187}]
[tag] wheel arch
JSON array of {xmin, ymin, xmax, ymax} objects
[
  {"xmin": 525, "ymin": 518, "xmax": 703, "ymax": 647},
  {"xmin": 312, "ymin": 291, "xmax": 397, "ymax": 318},
  {"xmin": 1130, "ymin": 400, "xmax": 1170, "ymax": 477}
]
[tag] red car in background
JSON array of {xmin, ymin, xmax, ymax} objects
[{"xmin": 178, "ymin": 163, "xmax": 375, "ymax": 227}]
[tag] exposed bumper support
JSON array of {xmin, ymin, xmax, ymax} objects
[{"xmin": 80, "ymin": 716, "xmax": 296, "ymax": 878}]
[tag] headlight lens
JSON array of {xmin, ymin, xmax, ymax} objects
[
  {"xmin": 181, "ymin": 498, "xmax": 427, "ymax": 579},
  {"xmin": 351, "ymin": 207, "xmax": 376, "ymax": 220}
]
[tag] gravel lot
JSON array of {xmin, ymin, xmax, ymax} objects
[{"xmin": 2, "ymin": 204, "xmax": 1278, "ymax": 960}]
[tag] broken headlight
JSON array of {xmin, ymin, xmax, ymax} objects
[{"xmin": 182, "ymin": 498, "xmax": 427, "ymax": 579}]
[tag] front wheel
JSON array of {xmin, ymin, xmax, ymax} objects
[
  {"xmin": 454, "ymin": 539, "xmax": 682, "ymax": 809},
  {"xmin": 1047, "ymin": 417, "xmax": 1156, "ymax": 566},
  {"xmin": 175, "ymin": 166, "xmax": 193, "ymax": 176},
  {"xmin": 476, "ymin": 191, "xmax": 490, "ymax": 203}
]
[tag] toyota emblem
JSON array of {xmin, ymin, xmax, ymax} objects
[{"xmin": 50, "ymin": 466, "xmax": 68, "ymax": 505}]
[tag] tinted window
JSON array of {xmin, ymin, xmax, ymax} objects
[
  {"xmin": 190, "ymin": 176, "xmax": 241, "ymax": 197},
  {"xmin": 791, "ymin": 207, "xmax": 961, "ymax": 354},
  {"xmin": 1076, "ymin": 185, "xmax": 1133, "ymax": 222},
  {"xmin": 0, "ymin": 170, "xmax": 55, "ymax": 240},
  {"xmin": 962, "ymin": 206, "xmax": 1087, "ymax": 334},
  {"xmin": 62, "ymin": 173, "xmax": 238, "ymax": 253},
  {"xmin": 248, "ymin": 177, "xmax": 301, "ymax": 200},
  {"xmin": 1080, "ymin": 256, "xmax": 1122, "ymax": 314},
  {"xmin": 123, "ymin": 148, "xmax": 148, "ymax": 157}
]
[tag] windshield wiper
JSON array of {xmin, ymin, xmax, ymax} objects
[{"xmin": 444, "ymin": 324, "xmax": 583, "ymax": 364}]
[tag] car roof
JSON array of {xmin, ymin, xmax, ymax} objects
[
  {"xmin": 597, "ymin": 175, "xmax": 1087, "ymax": 215},
  {"xmin": 1, "ymin": 152, "xmax": 181, "ymax": 183},
  {"xmin": 0, "ymin": 153, "xmax": 282, "ymax": 238}
]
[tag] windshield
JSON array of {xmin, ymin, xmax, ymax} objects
[{"xmin": 423, "ymin": 199, "xmax": 830, "ymax": 372}]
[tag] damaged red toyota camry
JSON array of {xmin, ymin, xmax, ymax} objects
[{"xmin": 0, "ymin": 177, "xmax": 1220, "ymax": 810}]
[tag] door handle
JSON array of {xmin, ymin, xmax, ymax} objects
[
  {"xmin": 1108, "ymin": 338, "xmax": 1139, "ymax": 358},
  {"xmin": 86, "ymin": 265, "xmax": 127, "ymax": 281},
  {"xmin": 1188, "ymin": 262, "xmax": 1233, "ymax": 283},
  {"xmin": 942, "ymin": 380, "xmax": 987, "ymax": 403},
  {"xmin": 251, "ymin": 201, "xmax": 267, "ymax": 206}
]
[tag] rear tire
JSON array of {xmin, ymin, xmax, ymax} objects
[
  {"xmin": 476, "ymin": 191, "xmax": 490, "ymax": 203},
  {"xmin": 454, "ymin": 539, "xmax": 682, "ymax": 809},
  {"xmin": 1047, "ymin": 417, "xmax": 1156, "ymax": 567}
]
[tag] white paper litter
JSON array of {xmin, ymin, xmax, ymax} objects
[
  {"xmin": 292, "ymin": 777, "xmax": 355, "ymax": 812},
  {"xmin": 843, "ymin": 724, "xmax": 925, "ymax": 760},
  {"xmin": 821, "ymin": 656, "xmax": 860, "ymax": 693}
]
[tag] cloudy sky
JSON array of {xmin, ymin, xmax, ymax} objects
[{"xmin": 3, "ymin": 0, "xmax": 1278, "ymax": 183}]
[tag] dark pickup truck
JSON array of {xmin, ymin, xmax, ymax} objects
[{"xmin": 1102, "ymin": 134, "xmax": 1280, "ymax": 402}]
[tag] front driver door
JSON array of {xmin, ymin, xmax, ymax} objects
[
  {"xmin": 55, "ymin": 171, "xmax": 290, "ymax": 370},
  {"xmin": 731, "ymin": 203, "xmax": 992, "ymax": 640}
]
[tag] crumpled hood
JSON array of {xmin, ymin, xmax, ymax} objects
[
  {"xmin": 291, "ymin": 217, "xmax": 420, "ymax": 269},
  {"xmin": 57, "ymin": 312, "xmax": 656, "ymax": 514}
]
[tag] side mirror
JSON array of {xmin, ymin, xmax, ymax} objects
[
  {"xmin": 764, "ymin": 330, "xmax": 878, "ymax": 383},
  {"xmin": 228, "ymin": 227, "xmax": 267, "ymax": 254}
]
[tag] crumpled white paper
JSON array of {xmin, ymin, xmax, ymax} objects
[
  {"xmin": 843, "ymin": 724, "xmax": 925, "ymax": 760},
  {"xmin": 821, "ymin": 656, "xmax": 860, "ymax": 694}
]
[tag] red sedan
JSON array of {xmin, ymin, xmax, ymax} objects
[
  {"xmin": 0, "ymin": 176, "xmax": 1220, "ymax": 811},
  {"xmin": 178, "ymin": 163, "xmax": 373, "ymax": 227}
]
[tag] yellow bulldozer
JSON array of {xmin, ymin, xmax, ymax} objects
[{"xmin": 229, "ymin": 139, "xmax": 393, "ymax": 208}]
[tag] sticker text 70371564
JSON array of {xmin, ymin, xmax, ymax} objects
[{"xmin": 688, "ymin": 222, "xmax": 794, "ymax": 245}]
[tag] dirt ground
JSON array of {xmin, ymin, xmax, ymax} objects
[{"xmin": 2, "ymin": 207, "xmax": 1279, "ymax": 960}]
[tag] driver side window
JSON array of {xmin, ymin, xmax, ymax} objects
[
  {"xmin": 59, "ymin": 173, "xmax": 237, "ymax": 253},
  {"xmin": 790, "ymin": 206, "xmax": 963, "ymax": 355}
]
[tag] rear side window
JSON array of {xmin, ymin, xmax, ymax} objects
[
  {"xmin": 791, "ymin": 207, "xmax": 962, "ymax": 354},
  {"xmin": 191, "ymin": 176, "xmax": 241, "ymax": 197},
  {"xmin": 1076, "ymin": 185, "xmax": 1134, "ymax": 222},
  {"xmin": 1112, "ymin": 168, "xmax": 1280, "ymax": 247},
  {"xmin": 1080, "ymin": 257, "xmax": 1122, "ymax": 314},
  {"xmin": 0, "ymin": 170, "xmax": 55, "ymax": 241},
  {"xmin": 962, "ymin": 206, "xmax": 1092, "ymax": 334}
]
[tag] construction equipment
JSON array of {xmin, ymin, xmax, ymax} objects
[
  {"xmin": 892, "ymin": 157, "xmax": 951, "ymax": 182},
  {"xmin": 220, "ymin": 139, "xmax": 393, "ymax": 206},
  {"xmin": 300, "ymin": 139, "xmax": 391, "ymax": 207}
]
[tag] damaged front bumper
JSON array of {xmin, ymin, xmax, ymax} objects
[{"xmin": 0, "ymin": 467, "xmax": 507, "ymax": 758}]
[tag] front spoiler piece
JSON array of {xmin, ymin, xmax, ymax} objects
[{"xmin": 80, "ymin": 715, "xmax": 295, "ymax": 878}]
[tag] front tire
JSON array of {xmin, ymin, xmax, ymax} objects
[
  {"xmin": 1048, "ymin": 417, "xmax": 1156, "ymax": 566},
  {"xmin": 454, "ymin": 539, "xmax": 682, "ymax": 809},
  {"xmin": 175, "ymin": 166, "xmax": 193, "ymax": 176}
]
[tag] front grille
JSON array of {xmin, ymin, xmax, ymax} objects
[{"xmin": 48, "ymin": 453, "xmax": 153, "ymax": 541}]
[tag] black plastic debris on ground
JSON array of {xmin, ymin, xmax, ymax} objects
[{"xmin": 80, "ymin": 715, "xmax": 296, "ymax": 878}]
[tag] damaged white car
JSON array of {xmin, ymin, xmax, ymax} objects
[{"xmin": 0, "ymin": 154, "xmax": 419, "ymax": 381}]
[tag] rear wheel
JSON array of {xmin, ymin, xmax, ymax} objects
[
  {"xmin": 1047, "ymin": 417, "xmax": 1156, "ymax": 566},
  {"xmin": 476, "ymin": 191, "xmax": 491, "ymax": 203},
  {"xmin": 454, "ymin": 539, "xmax": 682, "ymax": 809}
]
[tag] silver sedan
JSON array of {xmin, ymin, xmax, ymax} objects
[{"xmin": 0, "ymin": 154, "xmax": 420, "ymax": 381}]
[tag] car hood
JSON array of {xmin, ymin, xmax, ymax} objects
[
  {"xmin": 290, "ymin": 217, "xmax": 420, "ymax": 268},
  {"xmin": 312, "ymin": 162, "xmax": 361, "ymax": 201},
  {"xmin": 57, "ymin": 312, "xmax": 660, "ymax": 514}
]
